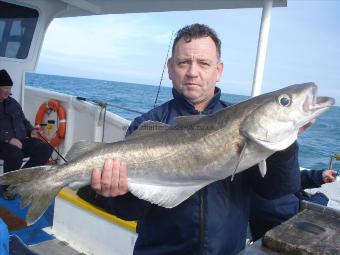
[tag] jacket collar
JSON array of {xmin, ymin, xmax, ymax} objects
[
  {"xmin": 1, "ymin": 96, "xmax": 11, "ymax": 104},
  {"xmin": 172, "ymin": 87, "xmax": 222, "ymax": 114}
]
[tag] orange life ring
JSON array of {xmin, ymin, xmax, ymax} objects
[{"xmin": 35, "ymin": 99, "xmax": 66, "ymax": 148}]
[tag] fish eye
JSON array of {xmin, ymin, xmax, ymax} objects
[{"xmin": 278, "ymin": 94, "xmax": 291, "ymax": 107}]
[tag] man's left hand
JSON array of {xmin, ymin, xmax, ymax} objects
[
  {"xmin": 31, "ymin": 128, "xmax": 42, "ymax": 138},
  {"xmin": 91, "ymin": 158, "xmax": 128, "ymax": 197},
  {"xmin": 322, "ymin": 169, "xmax": 337, "ymax": 183},
  {"xmin": 298, "ymin": 119, "xmax": 316, "ymax": 134}
]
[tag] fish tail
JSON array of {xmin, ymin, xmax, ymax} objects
[
  {"xmin": 0, "ymin": 165, "xmax": 63, "ymax": 225},
  {"xmin": 0, "ymin": 165, "xmax": 51, "ymax": 185}
]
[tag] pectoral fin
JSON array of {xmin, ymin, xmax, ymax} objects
[
  {"xmin": 258, "ymin": 160, "xmax": 267, "ymax": 177},
  {"xmin": 231, "ymin": 142, "xmax": 247, "ymax": 181}
]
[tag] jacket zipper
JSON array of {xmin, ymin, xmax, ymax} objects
[
  {"xmin": 199, "ymin": 189, "xmax": 205, "ymax": 255},
  {"xmin": 198, "ymin": 110, "xmax": 205, "ymax": 255}
]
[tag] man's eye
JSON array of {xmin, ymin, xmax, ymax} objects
[
  {"xmin": 178, "ymin": 61, "xmax": 189, "ymax": 65},
  {"xmin": 199, "ymin": 62, "xmax": 210, "ymax": 67}
]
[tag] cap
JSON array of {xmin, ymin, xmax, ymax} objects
[{"xmin": 0, "ymin": 69, "xmax": 13, "ymax": 86}]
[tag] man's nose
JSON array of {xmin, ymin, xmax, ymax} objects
[{"xmin": 186, "ymin": 63, "xmax": 199, "ymax": 77}]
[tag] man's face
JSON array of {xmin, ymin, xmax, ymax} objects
[
  {"xmin": 167, "ymin": 37, "xmax": 223, "ymax": 106},
  {"xmin": 0, "ymin": 86, "xmax": 12, "ymax": 102}
]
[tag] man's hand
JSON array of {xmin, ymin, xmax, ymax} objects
[
  {"xmin": 298, "ymin": 119, "xmax": 316, "ymax": 134},
  {"xmin": 91, "ymin": 158, "xmax": 128, "ymax": 197},
  {"xmin": 322, "ymin": 169, "xmax": 337, "ymax": 183},
  {"xmin": 31, "ymin": 128, "xmax": 42, "ymax": 138},
  {"xmin": 9, "ymin": 138, "xmax": 22, "ymax": 149}
]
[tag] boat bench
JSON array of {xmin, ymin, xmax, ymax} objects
[
  {"xmin": 0, "ymin": 158, "xmax": 30, "ymax": 175},
  {"xmin": 53, "ymin": 188, "xmax": 137, "ymax": 255}
]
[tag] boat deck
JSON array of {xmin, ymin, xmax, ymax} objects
[
  {"xmin": 0, "ymin": 190, "xmax": 53, "ymax": 244},
  {"xmin": 0, "ymin": 189, "xmax": 82, "ymax": 255},
  {"xmin": 1, "ymin": 185, "xmax": 138, "ymax": 255},
  {"xmin": 30, "ymin": 239, "xmax": 83, "ymax": 255}
]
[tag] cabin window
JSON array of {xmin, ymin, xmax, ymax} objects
[{"xmin": 0, "ymin": 1, "xmax": 38, "ymax": 59}]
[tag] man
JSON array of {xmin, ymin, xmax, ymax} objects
[
  {"xmin": 0, "ymin": 69, "xmax": 52, "ymax": 199},
  {"xmin": 250, "ymin": 167, "xmax": 337, "ymax": 241},
  {"xmin": 80, "ymin": 24, "xmax": 301, "ymax": 254}
]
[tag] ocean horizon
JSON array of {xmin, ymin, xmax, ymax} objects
[{"xmin": 26, "ymin": 72, "xmax": 340, "ymax": 171}]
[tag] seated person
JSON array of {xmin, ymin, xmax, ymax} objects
[
  {"xmin": 249, "ymin": 167, "xmax": 337, "ymax": 241},
  {"xmin": 0, "ymin": 69, "xmax": 53, "ymax": 200}
]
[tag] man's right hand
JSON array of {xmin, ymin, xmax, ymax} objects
[
  {"xmin": 322, "ymin": 169, "xmax": 337, "ymax": 183},
  {"xmin": 91, "ymin": 158, "xmax": 128, "ymax": 197},
  {"xmin": 9, "ymin": 138, "xmax": 22, "ymax": 149}
]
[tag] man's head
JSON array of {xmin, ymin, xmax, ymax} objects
[
  {"xmin": 171, "ymin": 24, "xmax": 222, "ymax": 60},
  {"xmin": 0, "ymin": 69, "xmax": 13, "ymax": 102},
  {"xmin": 167, "ymin": 24, "xmax": 223, "ymax": 111}
]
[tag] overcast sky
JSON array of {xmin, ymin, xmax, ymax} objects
[{"xmin": 36, "ymin": 0, "xmax": 340, "ymax": 105}]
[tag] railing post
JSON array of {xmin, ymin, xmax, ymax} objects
[{"xmin": 251, "ymin": 0, "xmax": 273, "ymax": 97}]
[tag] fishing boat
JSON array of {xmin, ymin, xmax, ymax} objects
[{"xmin": 0, "ymin": 0, "xmax": 339, "ymax": 254}]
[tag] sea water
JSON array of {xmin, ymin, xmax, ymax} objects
[{"xmin": 26, "ymin": 73, "xmax": 340, "ymax": 172}]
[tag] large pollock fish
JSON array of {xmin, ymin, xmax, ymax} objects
[{"xmin": 0, "ymin": 83, "xmax": 335, "ymax": 225}]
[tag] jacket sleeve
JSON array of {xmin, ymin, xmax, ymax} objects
[
  {"xmin": 77, "ymin": 186, "xmax": 151, "ymax": 221},
  {"xmin": 300, "ymin": 170, "xmax": 324, "ymax": 189},
  {"xmin": 15, "ymin": 100, "xmax": 34, "ymax": 136},
  {"xmin": 250, "ymin": 142, "xmax": 301, "ymax": 199},
  {"xmin": 21, "ymin": 109, "xmax": 34, "ymax": 136}
]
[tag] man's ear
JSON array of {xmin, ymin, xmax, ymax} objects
[
  {"xmin": 167, "ymin": 57, "xmax": 174, "ymax": 81},
  {"xmin": 216, "ymin": 61, "xmax": 224, "ymax": 82}
]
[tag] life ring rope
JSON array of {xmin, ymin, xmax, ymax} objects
[{"xmin": 35, "ymin": 99, "xmax": 66, "ymax": 147}]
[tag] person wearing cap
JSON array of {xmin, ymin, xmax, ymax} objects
[{"xmin": 0, "ymin": 69, "xmax": 52, "ymax": 200}]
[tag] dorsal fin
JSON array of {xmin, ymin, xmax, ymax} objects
[
  {"xmin": 175, "ymin": 115, "xmax": 206, "ymax": 127},
  {"xmin": 65, "ymin": 141, "xmax": 104, "ymax": 161},
  {"xmin": 126, "ymin": 121, "xmax": 170, "ymax": 140}
]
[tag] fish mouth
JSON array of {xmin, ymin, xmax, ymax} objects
[
  {"xmin": 303, "ymin": 86, "xmax": 335, "ymax": 115},
  {"xmin": 312, "ymin": 96, "xmax": 335, "ymax": 111}
]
